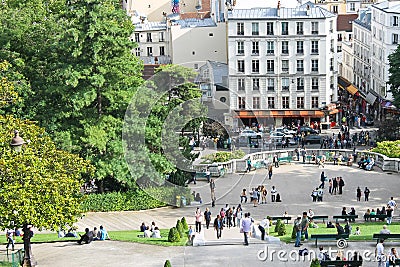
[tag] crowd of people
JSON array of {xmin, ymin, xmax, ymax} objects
[
  {"xmin": 240, "ymin": 185, "xmax": 282, "ymax": 206},
  {"xmin": 139, "ymin": 221, "xmax": 161, "ymax": 239},
  {"xmin": 77, "ymin": 225, "xmax": 109, "ymax": 245}
]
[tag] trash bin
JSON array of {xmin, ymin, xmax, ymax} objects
[
  {"xmin": 181, "ymin": 196, "xmax": 186, "ymax": 206},
  {"xmin": 175, "ymin": 196, "xmax": 181, "ymax": 207}
]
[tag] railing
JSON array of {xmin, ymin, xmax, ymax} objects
[{"xmin": 193, "ymin": 149, "xmax": 400, "ymax": 174}]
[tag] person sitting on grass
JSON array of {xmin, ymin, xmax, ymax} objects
[
  {"xmin": 78, "ymin": 228, "xmax": 93, "ymax": 245},
  {"xmin": 309, "ymin": 219, "xmax": 319, "ymax": 228},
  {"xmin": 335, "ymin": 222, "xmax": 345, "ymax": 235},
  {"xmin": 379, "ymin": 225, "xmax": 391, "ymax": 235},
  {"xmin": 98, "ymin": 225, "xmax": 110, "ymax": 241},
  {"xmin": 140, "ymin": 222, "xmax": 146, "ymax": 232},
  {"xmin": 354, "ymin": 226, "xmax": 361, "ymax": 235},
  {"xmin": 151, "ymin": 227, "xmax": 161, "ymax": 238},
  {"xmin": 144, "ymin": 226, "xmax": 152, "ymax": 238}
]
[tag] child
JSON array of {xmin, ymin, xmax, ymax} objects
[{"xmin": 354, "ymin": 226, "xmax": 361, "ymax": 235}]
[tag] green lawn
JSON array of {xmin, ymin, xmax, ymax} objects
[
  {"xmin": 269, "ymin": 221, "xmax": 400, "ymax": 243},
  {"xmin": 0, "ymin": 229, "xmax": 188, "ymax": 247}
]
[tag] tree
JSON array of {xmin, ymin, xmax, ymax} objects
[
  {"xmin": 376, "ymin": 117, "xmax": 400, "ymax": 142},
  {"xmin": 388, "ymin": 44, "xmax": 400, "ymax": 107},
  {"xmin": 372, "ymin": 140, "xmax": 400, "ymax": 158}
]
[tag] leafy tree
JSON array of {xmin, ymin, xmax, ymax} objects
[
  {"xmin": 168, "ymin": 227, "xmax": 180, "ymax": 243},
  {"xmin": 176, "ymin": 219, "xmax": 184, "ymax": 238},
  {"xmin": 181, "ymin": 217, "xmax": 188, "ymax": 231},
  {"xmin": 372, "ymin": 140, "xmax": 400, "ymax": 158},
  {"xmin": 164, "ymin": 260, "xmax": 172, "ymax": 267},
  {"xmin": 388, "ymin": 45, "xmax": 400, "ymax": 108},
  {"xmin": 376, "ymin": 117, "xmax": 400, "ymax": 142}
]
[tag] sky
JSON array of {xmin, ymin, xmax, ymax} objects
[{"xmin": 234, "ymin": 0, "xmax": 305, "ymax": 9}]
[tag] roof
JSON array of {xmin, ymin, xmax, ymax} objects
[
  {"xmin": 234, "ymin": 0, "xmax": 301, "ymax": 9},
  {"xmin": 228, "ymin": 6, "xmax": 336, "ymax": 20},
  {"xmin": 195, "ymin": 61, "xmax": 228, "ymax": 86},
  {"xmin": 172, "ymin": 18, "xmax": 216, "ymax": 28},
  {"xmin": 354, "ymin": 8, "xmax": 371, "ymax": 30},
  {"xmin": 337, "ymin": 14, "xmax": 358, "ymax": 32},
  {"xmin": 373, "ymin": 1, "xmax": 400, "ymax": 13},
  {"xmin": 134, "ymin": 21, "xmax": 167, "ymax": 32}
]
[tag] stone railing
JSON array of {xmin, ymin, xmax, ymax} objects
[{"xmin": 193, "ymin": 149, "xmax": 400, "ymax": 174}]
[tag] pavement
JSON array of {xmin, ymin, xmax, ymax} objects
[{"xmin": 18, "ymin": 158, "xmax": 399, "ymax": 267}]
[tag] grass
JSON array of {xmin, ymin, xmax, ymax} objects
[
  {"xmin": 269, "ymin": 221, "xmax": 400, "ymax": 243},
  {"xmin": 0, "ymin": 229, "xmax": 188, "ymax": 247}
]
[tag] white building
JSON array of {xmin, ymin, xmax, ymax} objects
[{"xmin": 226, "ymin": 4, "xmax": 338, "ymax": 128}]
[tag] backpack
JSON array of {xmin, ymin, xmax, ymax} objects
[{"xmin": 323, "ymin": 252, "xmax": 331, "ymax": 261}]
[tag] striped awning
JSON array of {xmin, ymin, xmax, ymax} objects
[
  {"xmin": 233, "ymin": 110, "xmax": 326, "ymax": 118},
  {"xmin": 346, "ymin": 85, "xmax": 358, "ymax": 95}
]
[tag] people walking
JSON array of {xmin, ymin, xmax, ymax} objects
[
  {"xmin": 247, "ymin": 157, "xmax": 252, "ymax": 172},
  {"xmin": 213, "ymin": 215, "xmax": 223, "ymax": 239},
  {"xmin": 317, "ymin": 187, "xmax": 324, "ymax": 202},
  {"xmin": 5, "ymin": 229, "xmax": 15, "ymax": 251},
  {"xmin": 241, "ymin": 213, "xmax": 252, "ymax": 246},
  {"xmin": 235, "ymin": 205, "xmax": 242, "ymax": 228},
  {"xmin": 240, "ymin": 188, "xmax": 247, "ymax": 203},
  {"xmin": 311, "ymin": 188, "xmax": 318, "ymax": 202},
  {"xmin": 332, "ymin": 178, "xmax": 338, "ymax": 195},
  {"xmin": 204, "ymin": 208, "xmax": 211, "ymax": 229},
  {"xmin": 271, "ymin": 186, "xmax": 277, "ymax": 202},
  {"xmin": 301, "ymin": 212, "xmax": 309, "ymax": 242},
  {"xmin": 328, "ymin": 179, "xmax": 333, "ymax": 194},
  {"xmin": 356, "ymin": 187, "xmax": 362, "ymax": 201},
  {"xmin": 259, "ymin": 217, "xmax": 270, "ymax": 241},
  {"xmin": 320, "ymin": 171, "xmax": 327, "ymax": 189},
  {"xmin": 195, "ymin": 208, "xmax": 203, "ymax": 233},
  {"xmin": 386, "ymin": 205, "xmax": 394, "ymax": 225},
  {"xmin": 210, "ymin": 179, "xmax": 216, "ymax": 204},
  {"xmin": 261, "ymin": 187, "xmax": 267, "ymax": 204},
  {"xmin": 268, "ymin": 164, "xmax": 273, "ymax": 179},
  {"xmin": 273, "ymin": 154, "xmax": 279, "ymax": 168},
  {"xmin": 294, "ymin": 216, "xmax": 302, "ymax": 247},
  {"xmin": 364, "ymin": 187, "xmax": 370, "ymax": 201},
  {"xmin": 338, "ymin": 177, "xmax": 345, "ymax": 194}
]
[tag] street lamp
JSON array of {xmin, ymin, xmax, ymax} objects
[{"xmin": 9, "ymin": 130, "xmax": 36, "ymax": 267}]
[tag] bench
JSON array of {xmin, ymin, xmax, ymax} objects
[
  {"xmin": 333, "ymin": 215, "xmax": 358, "ymax": 223},
  {"xmin": 270, "ymin": 216, "xmax": 292, "ymax": 224},
  {"xmin": 310, "ymin": 234, "xmax": 349, "ymax": 247},
  {"xmin": 320, "ymin": 260, "xmax": 362, "ymax": 267},
  {"xmin": 311, "ymin": 215, "xmax": 329, "ymax": 223},
  {"xmin": 373, "ymin": 234, "xmax": 400, "ymax": 244},
  {"xmin": 251, "ymin": 161, "xmax": 266, "ymax": 170},
  {"xmin": 278, "ymin": 156, "xmax": 292, "ymax": 164},
  {"xmin": 364, "ymin": 214, "xmax": 387, "ymax": 221}
]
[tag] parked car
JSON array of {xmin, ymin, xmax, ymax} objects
[
  {"xmin": 270, "ymin": 131, "xmax": 294, "ymax": 139},
  {"xmin": 275, "ymin": 127, "xmax": 297, "ymax": 135},
  {"xmin": 300, "ymin": 126, "xmax": 319, "ymax": 135},
  {"xmin": 239, "ymin": 129, "xmax": 262, "ymax": 138},
  {"xmin": 304, "ymin": 134, "xmax": 322, "ymax": 145}
]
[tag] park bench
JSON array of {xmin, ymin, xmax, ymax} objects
[
  {"xmin": 251, "ymin": 161, "xmax": 266, "ymax": 170},
  {"xmin": 311, "ymin": 215, "xmax": 329, "ymax": 223},
  {"xmin": 364, "ymin": 214, "xmax": 387, "ymax": 222},
  {"xmin": 373, "ymin": 233, "xmax": 400, "ymax": 244},
  {"xmin": 333, "ymin": 215, "xmax": 358, "ymax": 223},
  {"xmin": 278, "ymin": 156, "xmax": 292, "ymax": 164},
  {"xmin": 270, "ymin": 216, "xmax": 292, "ymax": 224},
  {"xmin": 320, "ymin": 260, "xmax": 362, "ymax": 267},
  {"xmin": 310, "ymin": 233, "xmax": 349, "ymax": 247}
]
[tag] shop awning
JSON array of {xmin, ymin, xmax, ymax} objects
[
  {"xmin": 346, "ymin": 85, "xmax": 358, "ymax": 95},
  {"xmin": 338, "ymin": 77, "xmax": 351, "ymax": 89},
  {"xmin": 365, "ymin": 92, "xmax": 377, "ymax": 105},
  {"xmin": 233, "ymin": 110, "xmax": 326, "ymax": 118},
  {"xmin": 329, "ymin": 108, "xmax": 339, "ymax": 115}
]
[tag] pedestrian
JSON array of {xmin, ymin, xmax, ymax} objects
[
  {"xmin": 375, "ymin": 239, "xmax": 386, "ymax": 267},
  {"xmin": 247, "ymin": 157, "xmax": 252, "ymax": 172},
  {"xmin": 271, "ymin": 186, "xmax": 277, "ymax": 202},
  {"xmin": 240, "ymin": 188, "xmax": 247, "ymax": 203},
  {"xmin": 332, "ymin": 177, "xmax": 338, "ymax": 194},
  {"xmin": 356, "ymin": 187, "xmax": 362, "ymax": 201},
  {"xmin": 273, "ymin": 154, "xmax": 279, "ymax": 168},
  {"xmin": 386, "ymin": 205, "xmax": 394, "ymax": 225},
  {"xmin": 252, "ymin": 188, "xmax": 258, "ymax": 207},
  {"xmin": 320, "ymin": 171, "xmax": 326, "ymax": 189},
  {"xmin": 232, "ymin": 207, "xmax": 237, "ymax": 227},
  {"xmin": 205, "ymin": 168, "xmax": 211, "ymax": 183},
  {"xmin": 328, "ymin": 179, "xmax": 333, "ymax": 194},
  {"xmin": 364, "ymin": 187, "xmax": 370, "ymax": 201},
  {"xmin": 388, "ymin": 197, "xmax": 397, "ymax": 214},
  {"xmin": 259, "ymin": 217, "xmax": 270, "ymax": 241},
  {"xmin": 311, "ymin": 188, "xmax": 318, "ymax": 202},
  {"xmin": 302, "ymin": 148, "xmax": 307, "ymax": 163},
  {"xmin": 301, "ymin": 212, "xmax": 309, "ymax": 242},
  {"xmin": 226, "ymin": 208, "xmax": 233, "ymax": 228},
  {"xmin": 317, "ymin": 187, "xmax": 324, "ymax": 202},
  {"xmin": 213, "ymin": 215, "xmax": 223, "ymax": 239},
  {"xmin": 268, "ymin": 164, "xmax": 273, "ymax": 179},
  {"xmin": 261, "ymin": 186, "xmax": 267, "ymax": 204},
  {"xmin": 195, "ymin": 208, "xmax": 203, "ymax": 233},
  {"xmin": 338, "ymin": 177, "xmax": 345, "ymax": 194},
  {"xmin": 210, "ymin": 179, "xmax": 216, "ymax": 204},
  {"xmin": 294, "ymin": 215, "xmax": 302, "ymax": 247},
  {"xmin": 219, "ymin": 208, "xmax": 226, "ymax": 226},
  {"xmin": 5, "ymin": 229, "xmax": 15, "ymax": 251},
  {"xmin": 204, "ymin": 208, "xmax": 212, "ymax": 229},
  {"xmin": 241, "ymin": 213, "xmax": 252, "ymax": 246},
  {"xmin": 236, "ymin": 205, "xmax": 242, "ymax": 227}
]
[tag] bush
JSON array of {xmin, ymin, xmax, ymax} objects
[
  {"xmin": 164, "ymin": 260, "xmax": 172, "ymax": 267},
  {"xmin": 310, "ymin": 258, "xmax": 321, "ymax": 267},
  {"xmin": 181, "ymin": 217, "xmax": 188, "ymax": 231},
  {"xmin": 372, "ymin": 140, "xmax": 400, "ymax": 158},
  {"xmin": 176, "ymin": 220, "xmax": 183, "ymax": 238},
  {"xmin": 291, "ymin": 226, "xmax": 297, "ymax": 239},
  {"xmin": 277, "ymin": 223, "xmax": 286, "ymax": 236},
  {"xmin": 168, "ymin": 227, "xmax": 180, "ymax": 243},
  {"xmin": 202, "ymin": 150, "xmax": 245, "ymax": 163},
  {"xmin": 274, "ymin": 219, "xmax": 282, "ymax": 233}
]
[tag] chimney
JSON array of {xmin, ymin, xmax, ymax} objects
[
  {"xmin": 277, "ymin": 0, "xmax": 281, "ymax": 17},
  {"xmin": 306, "ymin": 4, "xmax": 310, "ymax": 16}
]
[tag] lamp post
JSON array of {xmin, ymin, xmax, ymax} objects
[{"xmin": 9, "ymin": 130, "xmax": 36, "ymax": 267}]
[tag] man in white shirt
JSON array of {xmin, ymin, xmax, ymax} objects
[
  {"xmin": 258, "ymin": 217, "xmax": 270, "ymax": 240},
  {"xmin": 242, "ymin": 212, "xmax": 252, "ymax": 246},
  {"xmin": 375, "ymin": 239, "xmax": 386, "ymax": 267},
  {"xmin": 388, "ymin": 197, "xmax": 397, "ymax": 216}
]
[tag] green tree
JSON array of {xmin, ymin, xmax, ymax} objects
[
  {"xmin": 164, "ymin": 260, "xmax": 172, "ymax": 267},
  {"xmin": 388, "ymin": 44, "xmax": 400, "ymax": 108},
  {"xmin": 376, "ymin": 117, "xmax": 400, "ymax": 142},
  {"xmin": 181, "ymin": 217, "xmax": 188, "ymax": 231},
  {"xmin": 168, "ymin": 227, "xmax": 180, "ymax": 243},
  {"xmin": 372, "ymin": 140, "xmax": 400, "ymax": 158}
]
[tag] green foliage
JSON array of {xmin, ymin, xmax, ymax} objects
[
  {"xmin": 176, "ymin": 220, "xmax": 183, "ymax": 239},
  {"xmin": 376, "ymin": 118, "xmax": 400, "ymax": 142},
  {"xmin": 388, "ymin": 44, "xmax": 400, "ymax": 108},
  {"xmin": 202, "ymin": 150, "xmax": 246, "ymax": 163},
  {"xmin": 168, "ymin": 227, "xmax": 180, "ymax": 243},
  {"xmin": 164, "ymin": 260, "xmax": 172, "ymax": 267},
  {"xmin": 372, "ymin": 141, "xmax": 400, "ymax": 158},
  {"xmin": 277, "ymin": 222, "xmax": 286, "ymax": 236},
  {"xmin": 181, "ymin": 217, "xmax": 188, "ymax": 231},
  {"xmin": 0, "ymin": 115, "xmax": 93, "ymax": 231},
  {"xmin": 310, "ymin": 258, "xmax": 321, "ymax": 267},
  {"xmin": 274, "ymin": 220, "xmax": 282, "ymax": 233}
]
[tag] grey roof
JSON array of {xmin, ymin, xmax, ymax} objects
[
  {"xmin": 172, "ymin": 18, "xmax": 216, "ymax": 28},
  {"xmin": 195, "ymin": 61, "xmax": 228, "ymax": 86},
  {"xmin": 373, "ymin": 1, "xmax": 400, "ymax": 13},
  {"xmin": 228, "ymin": 6, "xmax": 336, "ymax": 20},
  {"xmin": 134, "ymin": 21, "xmax": 167, "ymax": 32},
  {"xmin": 354, "ymin": 9, "xmax": 371, "ymax": 30}
]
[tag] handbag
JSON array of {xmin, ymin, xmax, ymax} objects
[{"xmin": 240, "ymin": 227, "xmax": 244, "ymax": 233}]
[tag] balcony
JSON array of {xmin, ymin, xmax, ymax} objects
[
  {"xmin": 312, "ymin": 86, "xmax": 319, "ymax": 91},
  {"xmin": 297, "ymin": 86, "xmax": 304, "ymax": 91},
  {"xmin": 282, "ymin": 86, "xmax": 289, "ymax": 91},
  {"xmin": 297, "ymin": 68, "xmax": 304, "ymax": 72},
  {"xmin": 297, "ymin": 31, "xmax": 304, "ymax": 35},
  {"xmin": 311, "ymin": 49, "xmax": 319, "ymax": 54},
  {"xmin": 266, "ymin": 50, "xmax": 274, "ymax": 55},
  {"xmin": 312, "ymin": 30, "xmax": 319, "ymax": 34},
  {"xmin": 251, "ymin": 50, "xmax": 259, "ymax": 55},
  {"xmin": 282, "ymin": 67, "xmax": 289, "ymax": 73},
  {"xmin": 297, "ymin": 50, "xmax": 304, "ymax": 54},
  {"xmin": 282, "ymin": 31, "xmax": 288, "ymax": 35},
  {"xmin": 267, "ymin": 86, "xmax": 274, "ymax": 91},
  {"xmin": 282, "ymin": 50, "xmax": 289, "ymax": 55},
  {"xmin": 237, "ymin": 31, "xmax": 244, "ymax": 36}
]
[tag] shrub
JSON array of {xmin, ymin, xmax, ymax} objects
[
  {"xmin": 202, "ymin": 150, "xmax": 245, "ymax": 163},
  {"xmin": 181, "ymin": 217, "xmax": 188, "ymax": 231},
  {"xmin": 372, "ymin": 140, "xmax": 400, "ymax": 158},
  {"xmin": 310, "ymin": 258, "xmax": 321, "ymax": 267},
  {"xmin": 277, "ymin": 223, "xmax": 286, "ymax": 236},
  {"xmin": 176, "ymin": 220, "xmax": 183, "ymax": 238},
  {"xmin": 168, "ymin": 227, "xmax": 180, "ymax": 243},
  {"xmin": 291, "ymin": 226, "xmax": 297, "ymax": 239},
  {"xmin": 274, "ymin": 219, "xmax": 282, "ymax": 233},
  {"xmin": 164, "ymin": 260, "xmax": 172, "ymax": 267}
]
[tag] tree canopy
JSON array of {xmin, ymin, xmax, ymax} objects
[{"xmin": 388, "ymin": 44, "xmax": 400, "ymax": 107}]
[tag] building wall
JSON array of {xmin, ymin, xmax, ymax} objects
[
  {"xmin": 353, "ymin": 21, "xmax": 371, "ymax": 92},
  {"xmin": 170, "ymin": 23, "xmax": 227, "ymax": 69},
  {"xmin": 341, "ymin": 41, "xmax": 354, "ymax": 82}
]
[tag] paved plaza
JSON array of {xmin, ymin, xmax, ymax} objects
[{"xmin": 24, "ymin": 159, "xmax": 400, "ymax": 267}]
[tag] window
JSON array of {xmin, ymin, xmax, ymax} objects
[
  {"xmin": 282, "ymin": 41, "xmax": 289, "ymax": 54},
  {"xmin": 297, "ymin": 60, "xmax": 304, "ymax": 72},
  {"xmin": 159, "ymin": 46, "xmax": 165, "ymax": 56},
  {"xmin": 282, "ymin": 96, "xmax": 289, "ymax": 109},
  {"xmin": 330, "ymin": 21, "xmax": 333, "ymax": 32},
  {"xmin": 296, "ymin": 22, "xmax": 304, "ymax": 35},
  {"xmin": 311, "ymin": 22, "xmax": 319, "ymax": 34},
  {"xmin": 332, "ymin": 6, "xmax": 338, "ymax": 14},
  {"xmin": 281, "ymin": 22, "xmax": 288, "ymax": 35},
  {"xmin": 297, "ymin": 41, "xmax": 304, "ymax": 54},
  {"xmin": 282, "ymin": 78, "xmax": 289, "ymax": 90},
  {"xmin": 330, "ymin": 58, "xmax": 334, "ymax": 71},
  {"xmin": 159, "ymin": 32, "xmax": 165, "ymax": 42},
  {"xmin": 330, "ymin": 39, "xmax": 335, "ymax": 52},
  {"xmin": 252, "ymin": 60, "xmax": 259, "ymax": 73},
  {"xmin": 266, "ymin": 60, "xmax": 274, "ymax": 73},
  {"xmin": 146, "ymin": 33, "xmax": 152, "ymax": 42},
  {"xmin": 267, "ymin": 78, "xmax": 274, "ymax": 91},
  {"xmin": 311, "ymin": 97, "xmax": 319, "ymax": 108},
  {"xmin": 238, "ymin": 97, "xmax": 246, "ymax": 109},
  {"xmin": 252, "ymin": 78, "xmax": 260, "ymax": 90},
  {"xmin": 252, "ymin": 22, "xmax": 259, "ymax": 35},
  {"xmin": 338, "ymin": 33, "xmax": 342, "ymax": 42},
  {"xmin": 134, "ymin": 48, "xmax": 141, "ymax": 56},
  {"xmin": 266, "ymin": 41, "xmax": 274, "ymax": 54},
  {"xmin": 312, "ymin": 78, "xmax": 319, "ymax": 91},
  {"xmin": 267, "ymin": 22, "xmax": 274, "ymax": 35},
  {"xmin": 238, "ymin": 78, "xmax": 245, "ymax": 90},
  {"xmin": 135, "ymin": 33, "xmax": 140, "ymax": 42},
  {"xmin": 393, "ymin": 16, "xmax": 399, "ymax": 26},
  {"xmin": 282, "ymin": 60, "xmax": 289, "ymax": 72},
  {"xmin": 267, "ymin": 97, "xmax": 275, "ymax": 109},
  {"xmin": 147, "ymin": 47, "xmax": 153, "ymax": 56},
  {"xmin": 237, "ymin": 22, "xmax": 244, "ymax": 35},
  {"xmin": 350, "ymin": 3, "xmax": 355, "ymax": 12},
  {"xmin": 253, "ymin": 97, "xmax": 260, "ymax": 109},
  {"xmin": 297, "ymin": 97, "xmax": 304, "ymax": 109},
  {"xmin": 297, "ymin": 78, "xmax": 304, "ymax": 91},
  {"xmin": 237, "ymin": 41, "xmax": 244, "ymax": 54},
  {"xmin": 311, "ymin": 59, "xmax": 319, "ymax": 72},
  {"xmin": 237, "ymin": 60, "xmax": 245, "ymax": 73},
  {"xmin": 311, "ymin": 40, "xmax": 319, "ymax": 54},
  {"xmin": 252, "ymin": 41, "xmax": 259, "ymax": 55},
  {"xmin": 337, "ymin": 45, "xmax": 342, "ymax": 52},
  {"xmin": 393, "ymin": 34, "xmax": 399, "ymax": 44}
]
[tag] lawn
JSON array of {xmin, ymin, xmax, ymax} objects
[
  {"xmin": 269, "ymin": 221, "xmax": 400, "ymax": 243},
  {"xmin": 0, "ymin": 229, "xmax": 188, "ymax": 247}
]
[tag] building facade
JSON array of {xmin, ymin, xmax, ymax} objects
[{"xmin": 227, "ymin": 5, "xmax": 338, "ymax": 128}]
